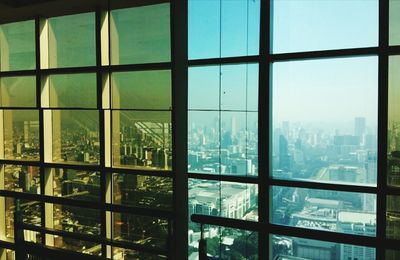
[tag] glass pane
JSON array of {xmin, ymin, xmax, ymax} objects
[
  {"xmin": 0, "ymin": 20, "xmax": 35, "ymax": 71},
  {"xmin": 271, "ymin": 235, "xmax": 376, "ymax": 260},
  {"xmin": 189, "ymin": 226, "xmax": 257, "ymax": 259},
  {"xmin": 387, "ymin": 195, "xmax": 400, "ymax": 239},
  {"xmin": 53, "ymin": 236, "xmax": 101, "ymax": 256},
  {"xmin": 188, "ymin": 66, "xmax": 219, "ymax": 110},
  {"xmin": 112, "ymin": 110, "xmax": 172, "ymax": 170},
  {"xmin": 390, "ymin": 0, "xmax": 400, "ymax": 45},
  {"xmin": 48, "ymin": 13, "xmax": 96, "ymax": 68},
  {"xmin": 188, "ymin": 0, "xmax": 260, "ymax": 59},
  {"xmin": 2, "ymin": 110, "xmax": 40, "ymax": 161},
  {"xmin": 112, "ymin": 70, "xmax": 171, "ymax": 110},
  {"xmin": 3, "ymin": 164, "xmax": 40, "ymax": 193},
  {"xmin": 388, "ymin": 56, "xmax": 400, "ymax": 187},
  {"xmin": 221, "ymin": 64, "xmax": 258, "ymax": 111},
  {"xmin": 51, "ymin": 110, "xmax": 99, "ymax": 164},
  {"xmin": 0, "ymin": 76, "xmax": 36, "ymax": 107},
  {"xmin": 272, "ymin": 0, "xmax": 378, "ymax": 53},
  {"xmin": 53, "ymin": 204, "xmax": 101, "ymax": 235},
  {"xmin": 221, "ymin": 111, "xmax": 258, "ymax": 176},
  {"xmin": 112, "ymin": 213, "xmax": 168, "ymax": 250},
  {"xmin": 51, "ymin": 168, "xmax": 100, "ymax": 201},
  {"xmin": 5, "ymin": 198, "xmax": 42, "ymax": 241},
  {"xmin": 272, "ymin": 57, "xmax": 378, "ymax": 186},
  {"xmin": 49, "ymin": 73, "xmax": 97, "ymax": 108},
  {"xmin": 112, "ymin": 247, "xmax": 166, "ymax": 260},
  {"xmin": 112, "ymin": 173, "xmax": 172, "ymax": 210},
  {"xmin": 387, "ymin": 250, "xmax": 400, "ymax": 260},
  {"xmin": 189, "ymin": 179, "xmax": 258, "ymax": 221},
  {"xmin": 271, "ymin": 186, "xmax": 376, "ymax": 236},
  {"xmin": 110, "ymin": 4, "xmax": 171, "ymax": 65},
  {"xmin": 188, "ymin": 111, "xmax": 220, "ymax": 174}
]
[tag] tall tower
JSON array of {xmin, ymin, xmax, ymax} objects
[{"xmin": 354, "ymin": 117, "xmax": 366, "ymax": 145}]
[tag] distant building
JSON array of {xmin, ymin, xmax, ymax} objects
[{"xmin": 337, "ymin": 211, "xmax": 376, "ymax": 260}]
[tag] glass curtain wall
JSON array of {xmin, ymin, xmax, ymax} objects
[{"xmin": 0, "ymin": 2, "xmax": 173, "ymax": 259}]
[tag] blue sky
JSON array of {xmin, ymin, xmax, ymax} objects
[{"xmin": 188, "ymin": 0, "xmax": 379, "ymax": 129}]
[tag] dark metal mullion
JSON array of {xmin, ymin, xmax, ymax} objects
[
  {"xmin": 270, "ymin": 178, "xmax": 377, "ymax": 194},
  {"xmin": 377, "ymin": 0, "xmax": 390, "ymax": 258},
  {"xmin": 188, "ymin": 55, "xmax": 259, "ymax": 66},
  {"xmin": 188, "ymin": 172, "xmax": 258, "ymax": 184},
  {"xmin": 258, "ymin": 0, "xmax": 270, "ymax": 259},
  {"xmin": 191, "ymin": 214, "xmax": 378, "ymax": 248},
  {"xmin": 171, "ymin": 0, "xmax": 188, "ymax": 259},
  {"xmin": 270, "ymin": 46, "xmax": 380, "ymax": 62},
  {"xmin": 0, "ymin": 70, "xmax": 36, "ymax": 77}
]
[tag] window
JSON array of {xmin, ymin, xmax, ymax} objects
[{"xmin": 0, "ymin": 0, "xmax": 398, "ymax": 259}]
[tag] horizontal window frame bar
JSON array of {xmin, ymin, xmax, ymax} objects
[
  {"xmin": 191, "ymin": 214, "xmax": 379, "ymax": 248},
  {"xmin": 23, "ymin": 241, "xmax": 105, "ymax": 260},
  {"xmin": 0, "ymin": 191, "xmax": 173, "ymax": 219},
  {"xmin": 21, "ymin": 224, "xmax": 168, "ymax": 255},
  {"xmin": 188, "ymin": 109, "xmax": 258, "ymax": 113},
  {"xmin": 188, "ymin": 172, "xmax": 259, "ymax": 184},
  {"xmin": 270, "ymin": 178, "xmax": 377, "ymax": 194},
  {"xmin": 269, "ymin": 47, "xmax": 380, "ymax": 62},
  {"xmin": 0, "ymin": 70, "xmax": 36, "ymax": 77},
  {"xmin": 189, "ymin": 55, "xmax": 259, "ymax": 66},
  {"xmin": 0, "ymin": 160, "xmax": 174, "ymax": 177}
]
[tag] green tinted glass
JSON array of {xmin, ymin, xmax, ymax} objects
[
  {"xmin": 48, "ymin": 13, "xmax": 96, "ymax": 68},
  {"xmin": 0, "ymin": 76, "xmax": 36, "ymax": 107},
  {"xmin": 0, "ymin": 20, "xmax": 36, "ymax": 71},
  {"xmin": 49, "ymin": 73, "xmax": 97, "ymax": 108},
  {"xmin": 111, "ymin": 4, "xmax": 171, "ymax": 64},
  {"xmin": 112, "ymin": 70, "xmax": 171, "ymax": 110}
]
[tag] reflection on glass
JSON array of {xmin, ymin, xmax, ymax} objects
[
  {"xmin": 112, "ymin": 247, "xmax": 166, "ymax": 260},
  {"xmin": 53, "ymin": 204, "xmax": 100, "ymax": 235},
  {"xmin": 6, "ymin": 249, "xmax": 15, "ymax": 260},
  {"xmin": 387, "ymin": 195, "xmax": 400, "ymax": 239},
  {"xmin": 272, "ymin": 0, "xmax": 378, "ymax": 53},
  {"xmin": 387, "ymin": 250, "xmax": 400, "ymax": 260},
  {"xmin": 112, "ymin": 70, "xmax": 171, "ymax": 110},
  {"xmin": 54, "ymin": 236, "xmax": 101, "ymax": 256},
  {"xmin": 51, "ymin": 168, "xmax": 100, "ymax": 201},
  {"xmin": 271, "ymin": 235, "xmax": 375, "ymax": 260},
  {"xmin": 188, "ymin": 0, "xmax": 260, "ymax": 59},
  {"xmin": 272, "ymin": 57, "xmax": 378, "ymax": 185},
  {"xmin": 271, "ymin": 186, "xmax": 376, "ymax": 236},
  {"xmin": 49, "ymin": 73, "xmax": 97, "ymax": 108},
  {"xmin": 189, "ymin": 226, "xmax": 257, "ymax": 259},
  {"xmin": 188, "ymin": 179, "xmax": 258, "ymax": 221},
  {"xmin": 3, "ymin": 165, "xmax": 40, "ymax": 193},
  {"xmin": 52, "ymin": 110, "xmax": 99, "ymax": 164},
  {"xmin": 48, "ymin": 13, "xmax": 96, "ymax": 68},
  {"xmin": 5, "ymin": 198, "xmax": 41, "ymax": 241},
  {"xmin": 112, "ymin": 111, "xmax": 171, "ymax": 170},
  {"xmin": 111, "ymin": 4, "xmax": 171, "ymax": 65},
  {"xmin": 0, "ymin": 76, "xmax": 36, "ymax": 107},
  {"xmin": 2, "ymin": 110, "xmax": 40, "ymax": 161},
  {"xmin": 112, "ymin": 213, "xmax": 168, "ymax": 250},
  {"xmin": 388, "ymin": 56, "xmax": 400, "ymax": 187},
  {"xmin": 113, "ymin": 173, "xmax": 172, "ymax": 210},
  {"xmin": 0, "ymin": 20, "xmax": 35, "ymax": 71},
  {"xmin": 390, "ymin": 0, "xmax": 400, "ymax": 46}
]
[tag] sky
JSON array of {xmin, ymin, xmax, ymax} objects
[{"xmin": 188, "ymin": 0, "xmax": 380, "ymax": 129}]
